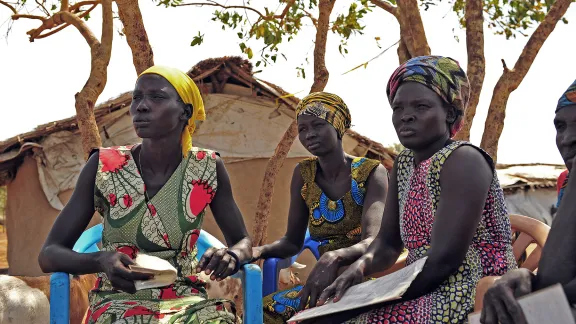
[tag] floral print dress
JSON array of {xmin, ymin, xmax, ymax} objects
[
  {"xmin": 86, "ymin": 145, "xmax": 237, "ymax": 324},
  {"xmin": 263, "ymin": 157, "xmax": 381, "ymax": 323},
  {"xmin": 344, "ymin": 142, "xmax": 517, "ymax": 324}
]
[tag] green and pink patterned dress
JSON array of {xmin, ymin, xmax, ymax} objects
[
  {"xmin": 345, "ymin": 141, "xmax": 517, "ymax": 324},
  {"xmin": 86, "ymin": 145, "xmax": 236, "ymax": 324}
]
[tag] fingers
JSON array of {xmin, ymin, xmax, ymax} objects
[
  {"xmin": 501, "ymin": 289, "xmax": 528, "ymax": 324},
  {"xmin": 308, "ymin": 290, "xmax": 319, "ymax": 309},
  {"xmin": 202, "ymin": 248, "xmax": 227, "ymax": 276},
  {"xmin": 298, "ymin": 286, "xmax": 310, "ymax": 311},
  {"xmin": 110, "ymin": 276, "xmax": 138, "ymax": 294},
  {"xmin": 219, "ymin": 258, "xmax": 237, "ymax": 280},
  {"xmin": 119, "ymin": 253, "xmax": 135, "ymax": 267},
  {"xmin": 317, "ymin": 284, "xmax": 335, "ymax": 306},
  {"xmin": 197, "ymin": 247, "xmax": 217, "ymax": 273},
  {"xmin": 480, "ymin": 300, "xmax": 494, "ymax": 324},
  {"xmin": 212, "ymin": 254, "xmax": 232, "ymax": 280},
  {"xmin": 332, "ymin": 278, "xmax": 352, "ymax": 302}
]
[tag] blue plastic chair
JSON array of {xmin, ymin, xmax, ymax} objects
[
  {"xmin": 49, "ymin": 224, "xmax": 263, "ymax": 324},
  {"xmin": 262, "ymin": 229, "xmax": 320, "ymax": 297}
]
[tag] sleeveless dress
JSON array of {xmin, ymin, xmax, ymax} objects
[
  {"xmin": 86, "ymin": 145, "xmax": 237, "ymax": 324},
  {"xmin": 345, "ymin": 141, "xmax": 517, "ymax": 324},
  {"xmin": 263, "ymin": 156, "xmax": 381, "ymax": 323}
]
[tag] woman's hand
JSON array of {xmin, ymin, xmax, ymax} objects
[
  {"xmin": 97, "ymin": 251, "xmax": 154, "ymax": 294},
  {"xmin": 250, "ymin": 246, "xmax": 264, "ymax": 263},
  {"xmin": 297, "ymin": 252, "xmax": 341, "ymax": 310},
  {"xmin": 197, "ymin": 247, "xmax": 239, "ymax": 281},
  {"xmin": 480, "ymin": 268, "xmax": 534, "ymax": 324},
  {"xmin": 317, "ymin": 260, "xmax": 365, "ymax": 305}
]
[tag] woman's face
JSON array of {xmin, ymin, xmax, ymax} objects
[
  {"xmin": 297, "ymin": 114, "xmax": 340, "ymax": 156},
  {"xmin": 554, "ymin": 105, "xmax": 576, "ymax": 169},
  {"xmin": 130, "ymin": 74, "xmax": 189, "ymax": 139},
  {"xmin": 391, "ymin": 82, "xmax": 452, "ymax": 150}
]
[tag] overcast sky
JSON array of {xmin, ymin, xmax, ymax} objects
[{"xmin": 1, "ymin": 1, "xmax": 575, "ymax": 164}]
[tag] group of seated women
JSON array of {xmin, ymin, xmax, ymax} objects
[{"xmin": 37, "ymin": 57, "xmax": 576, "ymax": 324}]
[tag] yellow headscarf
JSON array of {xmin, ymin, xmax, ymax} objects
[{"xmin": 138, "ymin": 66, "xmax": 205, "ymax": 157}]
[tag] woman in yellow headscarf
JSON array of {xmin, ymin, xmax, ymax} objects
[{"xmin": 38, "ymin": 66, "xmax": 253, "ymax": 323}]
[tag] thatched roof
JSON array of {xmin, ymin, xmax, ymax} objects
[
  {"xmin": 0, "ymin": 56, "xmax": 397, "ymax": 185},
  {"xmin": 497, "ymin": 163, "xmax": 566, "ymax": 193}
]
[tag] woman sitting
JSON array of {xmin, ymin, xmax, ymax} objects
[
  {"xmin": 250, "ymin": 92, "xmax": 389, "ymax": 323},
  {"xmin": 315, "ymin": 55, "xmax": 517, "ymax": 323},
  {"xmin": 38, "ymin": 66, "xmax": 252, "ymax": 323}
]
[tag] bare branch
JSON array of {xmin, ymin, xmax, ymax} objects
[
  {"xmin": 278, "ymin": 0, "xmax": 296, "ymax": 23},
  {"xmin": 12, "ymin": 14, "xmax": 46, "ymax": 21},
  {"xmin": 479, "ymin": 0, "xmax": 572, "ymax": 161},
  {"xmin": 70, "ymin": 0, "xmax": 100, "ymax": 12},
  {"xmin": 99, "ymin": 0, "xmax": 113, "ymax": 53},
  {"xmin": 453, "ymin": 0, "xmax": 485, "ymax": 141},
  {"xmin": 116, "ymin": 0, "xmax": 153, "ymax": 74},
  {"xmin": 177, "ymin": 1, "xmax": 267, "ymax": 20},
  {"xmin": 61, "ymin": 0, "xmax": 69, "ymax": 11},
  {"xmin": 0, "ymin": 0, "xmax": 17, "ymax": 15},
  {"xmin": 370, "ymin": 0, "xmax": 397, "ymax": 17},
  {"xmin": 35, "ymin": 0, "xmax": 50, "ymax": 16},
  {"xmin": 34, "ymin": 4, "xmax": 96, "ymax": 39}
]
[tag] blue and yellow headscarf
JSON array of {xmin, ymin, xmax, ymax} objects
[
  {"xmin": 557, "ymin": 79, "xmax": 576, "ymax": 112},
  {"xmin": 555, "ymin": 79, "xmax": 576, "ymax": 207},
  {"xmin": 386, "ymin": 56, "xmax": 470, "ymax": 138},
  {"xmin": 295, "ymin": 92, "xmax": 351, "ymax": 137},
  {"xmin": 138, "ymin": 66, "xmax": 205, "ymax": 157}
]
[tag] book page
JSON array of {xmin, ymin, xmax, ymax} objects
[
  {"xmin": 288, "ymin": 256, "xmax": 428, "ymax": 323},
  {"xmin": 130, "ymin": 254, "xmax": 177, "ymax": 290},
  {"xmin": 468, "ymin": 284, "xmax": 575, "ymax": 324}
]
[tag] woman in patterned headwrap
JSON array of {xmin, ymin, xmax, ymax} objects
[
  {"xmin": 38, "ymin": 66, "xmax": 253, "ymax": 323},
  {"xmin": 250, "ymin": 92, "xmax": 389, "ymax": 323},
  {"xmin": 314, "ymin": 56, "xmax": 517, "ymax": 324},
  {"xmin": 481, "ymin": 79, "xmax": 576, "ymax": 324}
]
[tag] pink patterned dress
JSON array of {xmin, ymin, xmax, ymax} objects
[
  {"xmin": 86, "ymin": 145, "xmax": 237, "ymax": 324},
  {"xmin": 346, "ymin": 141, "xmax": 517, "ymax": 324}
]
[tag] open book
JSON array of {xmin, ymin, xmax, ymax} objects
[
  {"xmin": 468, "ymin": 284, "xmax": 575, "ymax": 324},
  {"xmin": 129, "ymin": 253, "xmax": 178, "ymax": 290},
  {"xmin": 287, "ymin": 256, "xmax": 428, "ymax": 323}
]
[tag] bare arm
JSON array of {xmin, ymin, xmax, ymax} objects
[
  {"xmin": 327, "ymin": 164, "xmax": 388, "ymax": 267},
  {"xmin": 208, "ymin": 156, "xmax": 253, "ymax": 264},
  {"xmin": 38, "ymin": 152, "xmax": 105, "ymax": 274},
  {"xmin": 401, "ymin": 146, "xmax": 492, "ymax": 299},
  {"xmin": 536, "ymin": 166, "xmax": 576, "ymax": 303},
  {"xmin": 253, "ymin": 164, "xmax": 309, "ymax": 261}
]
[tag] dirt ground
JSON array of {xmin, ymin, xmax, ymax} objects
[{"xmin": 0, "ymin": 225, "xmax": 7, "ymax": 270}]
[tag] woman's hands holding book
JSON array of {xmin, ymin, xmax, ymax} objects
[
  {"xmin": 317, "ymin": 260, "xmax": 365, "ymax": 305},
  {"xmin": 197, "ymin": 247, "xmax": 241, "ymax": 281},
  {"xmin": 97, "ymin": 251, "xmax": 154, "ymax": 294}
]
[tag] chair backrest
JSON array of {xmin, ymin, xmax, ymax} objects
[{"xmin": 509, "ymin": 214, "xmax": 550, "ymax": 271}]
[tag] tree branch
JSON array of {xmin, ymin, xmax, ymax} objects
[
  {"xmin": 278, "ymin": 0, "xmax": 296, "ymax": 22},
  {"xmin": 177, "ymin": 1, "xmax": 267, "ymax": 20},
  {"xmin": 479, "ymin": 0, "xmax": 572, "ymax": 161},
  {"xmin": 453, "ymin": 0, "xmax": 485, "ymax": 141},
  {"xmin": 61, "ymin": 0, "xmax": 69, "ymax": 11},
  {"xmin": 370, "ymin": 0, "xmax": 397, "ymax": 18},
  {"xmin": 34, "ymin": 4, "xmax": 96, "ymax": 39},
  {"xmin": 396, "ymin": 0, "xmax": 430, "ymax": 57},
  {"xmin": 53, "ymin": 11, "xmax": 98, "ymax": 46},
  {"xmin": 99, "ymin": 0, "xmax": 113, "ymax": 54},
  {"xmin": 12, "ymin": 14, "xmax": 46, "ymax": 21},
  {"xmin": 116, "ymin": 0, "xmax": 154, "ymax": 74},
  {"xmin": 0, "ymin": 0, "xmax": 17, "ymax": 15},
  {"xmin": 69, "ymin": 0, "xmax": 99, "ymax": 12}
]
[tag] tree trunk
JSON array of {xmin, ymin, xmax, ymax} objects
[
  {"xmin": 479, "ymin": 0, "xmax": 572, "ymax": 161},
  {"xmin": 453, "ymin": 0, "xmax": 485, "ymax": 141},
  {"xmin": 396, "ymin": 0, "xmax": 430, "ymax": 58},
  {"xmin": 251, "ymin": 0, "xmax": 336, "ymax": 248},
  {"xmin": 116, "ymin": 0, "xmax": 154, "ymax": 74},
  {"xmin": 397, "ymin": 38, "xmax": 411, "ymax": 64},
  {"xmin": 74, "ymin": 0, "xmax": 113, "ymax": 158}
]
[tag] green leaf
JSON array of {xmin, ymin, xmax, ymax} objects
[
  {"xmin": 246, "ymin": 47, "xmax": 254, "ymax": 59},
  {"xmin": 50, "ymin": 4, "xmax": 56, "ymax": 10},
  {"xmin": 190, "ymin": 32, "xmax": 204, "ymax": 47}
]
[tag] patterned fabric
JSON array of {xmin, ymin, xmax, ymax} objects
[
  {"xmin": 386, "ymin": 56, "xmax": 471, "ymax": 137},
  {"xmin": 263, "ymin": 157, "xmax": 381, "ymax": 323},
  {"xmin": 557, "ymin": 79, "xmax": 576, "ymax": 112},
  {"xmin": 557, "ymin": 170, "xmax": 569, "ymax": 208},
  {"xmin": 345, "ymin": 141, "xmax": 517, "ymax": 324},
  {"xmin": 295, "ymin": 92, "xmax": 352, "ymax": 137},
  {"xmin": 139, "ymin": 66, "xmax": 205, "ymax": 157},
  {"xmin": 87, "ymin": 145, "xmax": 237, "ymax": 324}
]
